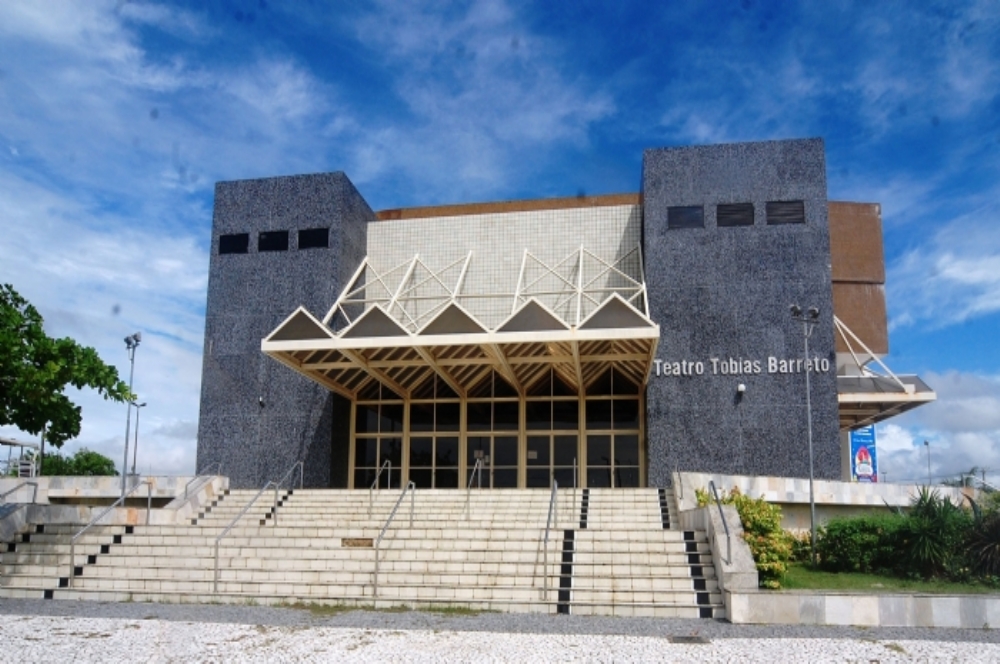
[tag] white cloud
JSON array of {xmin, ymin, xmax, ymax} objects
[
  {"xmin": 887, "ymin": 200, "xmax": 1000, "ymax": 329},
  {"xmin": 876, "ymin": 371, "xmax": 1000, "ymax": 486}
]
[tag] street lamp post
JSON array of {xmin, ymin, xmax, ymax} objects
[
  {"xmin": 790, "ymin": 304, "xmax": 820, "ymax": 566},
  {"xmin": 130, "ymin": 401, "xmax": 147, "ymax": 477},
  {"xmin": 924, "ymin": 440, "xmax": 931, "ymax": 486},
  {"xmin": 121, "ymin": 332, "xmax": 141, "ymax": 497}
]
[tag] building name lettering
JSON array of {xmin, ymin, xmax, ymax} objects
[{"xmin": 653, "ymin": 356, "xmax": 831, "ymax": 377}]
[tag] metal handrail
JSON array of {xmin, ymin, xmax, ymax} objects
[
  {"xmin": 708, "ymin": 480, "xmax": 731, "ymax": 565},
  {"xmin": 465, "ymin": 458, "xmax": 483, "ymax": 519},
  {"xmin": 373, "ymin": 481, "xmax": 415, "ymax": 598},
  {"xmin": 542, "ymin": 480, "xmax": 559, "ymax": 595},
  {"xmin": 183, "ymin": 461, "xmax": 223, "ymax": 499},
  {"xmin": 0, "ymin": 481, "xmax": 38, "ymax": 504},
  {"xmin": 213, "ymin": 480, "xmax": 279, "ymax": 592},
  {"xmin": 211, "ymin": 459, "xmax": 303, "ymax": 591},
  {"xmin": 368, "ymin": 460, "xmax": 392, "ymax": 516},
  {"xmin": 69, "ymin": 479, "xmax": 152, "ymax": 587}
]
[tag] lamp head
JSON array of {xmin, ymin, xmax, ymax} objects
[
  {"xmin": 789, "ymin": 304, "xmax": 802, "ymax": 317},
  {"xmin": 808, "ymin": 307, "xmax": 819, "ymax": 319},
  {"xmin": 737, "ymin": 383, "xmax": 746, "ymax": 393}
]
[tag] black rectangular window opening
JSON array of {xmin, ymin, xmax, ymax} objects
[
  {"xmin": 667, "ymin": 205, "xmax": 704, "ymax": 230},
  {"xmin": 218, "ymin": 233, "xmax": 249, "ymax": 255},
  {"xmin": 298, "ymin": 227, "xmax": 329, "ymax": 249},
  {"xmin": 766, "ymin": 200, "xmax": 805, "ymax": 225},
  {"xmin": 717, "ymin": 203, "xmax": 754, "ymax": 227},
  {"xmin": 258, "ymin": 230, "xmax": 289, "ymax": 252}
]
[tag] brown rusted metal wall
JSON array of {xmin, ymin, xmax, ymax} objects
[{"xmin": 829, "ymin": 202, "xmax": 888, "ymax": 354}]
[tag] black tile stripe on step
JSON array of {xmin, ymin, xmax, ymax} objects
[
  {"xmin": 557, "ymin": 529, "xmax": 575, "ymax": 614},
  {"xmin": 579, "ymin": 488, "xmax": 589, "ymax": 530},
  {"xmin": 658, "ymin": 488, "xmax": 670, "ymax": 529}
]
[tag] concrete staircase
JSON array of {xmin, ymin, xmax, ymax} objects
[{"xmin": 0, "ymin": 487, "xmax": 723, "ymax": 618}]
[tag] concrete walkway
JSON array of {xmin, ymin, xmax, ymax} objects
[{"xmin": 1, "ymin": 599, "xmax": 998, "ymax": 662}]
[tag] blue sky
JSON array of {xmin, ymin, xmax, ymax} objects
[{"xmin": 1, "ymin": 0, "xmax": 998, "ymax": 485}]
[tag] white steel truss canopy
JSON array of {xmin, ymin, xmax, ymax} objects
[
  {"xmin": 834, "ymin": 316, "xmax": 936, "ymax": 430},
  {"xmin": 262, "ymin": 249, "xmax": 659, "ymax": 400}
]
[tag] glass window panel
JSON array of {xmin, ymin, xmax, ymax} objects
[
  {"xmin": 612, "ymin": 368, "xmax": 640, "ymax": 395},
  {"xmin": 552, "ymin": 400, "xmax": 579, "ymax": 430},
  {"xmin": 410, "ymin": 403, "xmax": 434, "ymax": 432},
  {"xmin": 553, "ymin": 468, "xmax": 576, "ymax": 489},
  {"xmin": 586, "ymin": 401, "xmax": 612, "ymax": 430},
  {"xmin": 527, "ymin": 436, "xmax": 550, "ymax": 466},
  {"xmin": 354, "ymin": 468, "xmax": 375, "ymax": 489},
  {"xmin": 218, "ymin": 233, "xmax": 249, "ymax": 255},
  {"xmin": 355, "ymin": 438, "xmax": 378, "ymax": 467},
  {"xmin": 435, "ymin": 376, "xmax": 458, "ymax": 399},
  {"xmin": 297, "ymin": 227, "xmax": 329, "ymax": 249},
  {"xmin": 587, "ymin": 435, "xmax": 611, "ymax": 467},
  {"xmin": 409, "ymin": 469, "xmax": 433, "ymax": 489},
  {"xmin": 468, "ymin": 373, "xmax": 493, "ymax": 398},
  {"xmin": 381, "ymin": 404, "xmax": 403, "ymax": 433},
  {"xmin": 436, "ymin": 402, "xmax": 460, "ymax": 431},
  {"xmin": 380, "ymin": 437, "xmax": 402, "ymax": 466},
  {"xmin": 436, "ymin": 437, "xmax": 459, "ymax": 467},
  {"xmin": 387, "ymin": 468, "xmax": 401, "ymax": 489},
  {"xmin": 492, "ymin": 469, "xmax": 518, "ymax": 488},
  {"xmin": 612, "ymin": 399, "xmax": 640, "ymax": 430},
  {"xmin": 526, "ymin": 401, "xmax": 551, "ymax": 430},
  {"xmin": 466, "ymin": 402, "xmax": 491, "ymax": 432},
  {"xmin": 493, "ymin": 401, "xmax": 519, "ymax": 431},
  {"xmin": 553, "ymin": 435, "xmax": 578, "ymax": 466},
  {"xmin": 355, "ymin": 405, "xmax": 378, "ymax": 434},
  {"xmin": 587, "ymin": 468, "xmax": 612, "ymax": 488},
  {"xmin": 588, "ymin": 370, "xmax": 613, "ymax": 396},
  {"xmin": 435, "ymin": 468, "xmax": 458, "ymax": 489},
  {"xmin": 552, "ymin": 373, "xmax": 575, "ymax": 397},
  {"xmin": 526, "ymin": 469, "xmax": 550, "ymax": 488},
  {"xmin": 614, "ymin": 434, "xmax": 640, "ymax": 467},
  {"xmin": 409, "ymin": 437, "xmax": 433, "ymax": 467},
  {"xmin": 493, "ymin": 436, "xmax": 519, "ymax": 467},
  {"xmin": 493, "ymin": 373, "xmax": 517, "ymax": 398},
  {"xmin": 616, "ymin": 467, "xmax": 640, "ymax": 488},
  {"xmin": 357, "ymin": 381, "xmax": 381, "ymax": 400},
  {"xmin": 667, "ymin": 205, "xmax": 704, "ymax": 229},
  {"xmin": 258, "ymin": 230, "xmax": 289, "ymax": 252},
  {"xmin": 527, "ymin": 371, "xmax": 551, "ymax": 397}
]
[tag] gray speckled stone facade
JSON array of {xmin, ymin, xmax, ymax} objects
[
  {"xmin": 642, "ymin": 139, "xmax": 839, "ymax": 484},
  {"xmin": 196, "ymin": 173, "xmax": 371, "ymax": 489}
]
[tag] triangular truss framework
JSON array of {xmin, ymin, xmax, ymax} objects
[{"xmin": 265, "ymin": 246, "xmax": 659, "ymax": 401}]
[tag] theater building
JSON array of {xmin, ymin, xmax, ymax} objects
[{"xmin": 196, "ymin": 138, "xmax": 934, "ymax": 489}]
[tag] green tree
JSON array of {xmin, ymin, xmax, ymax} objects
[{"xmin": 0, "ymin": 284, "xmax": 131, "ymax": 457}]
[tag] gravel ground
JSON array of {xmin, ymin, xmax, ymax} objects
[{"xmin": 1, "ymin": 599, "xmax": 999, "ymax": 662}]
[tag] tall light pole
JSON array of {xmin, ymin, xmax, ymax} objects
[
  {"xmin": 790, "ymin": 304, "xmax": 820, "ymax": 566},
  {"xmin": 924, "ymin": 440, "xmax": 931, "ymax": 486},
  {"xmin": 130, "ymin": 401, "xmax": 147, "ymax": 477},
  {"xmin": 121, "ymin": 332, "xmax": 141, "ymax": 497}
]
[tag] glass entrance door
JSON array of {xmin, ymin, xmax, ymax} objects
[{"xmin": 467, "ymin": 435, "xmax": 519, "ymax": 487}]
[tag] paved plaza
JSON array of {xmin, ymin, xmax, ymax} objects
[{"xmin": 1, "ymin": 599, "xmax": 998, "ymax": 662}]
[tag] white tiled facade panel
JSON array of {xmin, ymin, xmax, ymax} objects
[{"xmin": 366, "ymin": 205, "xmax": 642, "ymax": 330}]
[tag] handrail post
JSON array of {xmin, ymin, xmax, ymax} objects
[
  {"xmin": 146, "ymin": 481, "xmax": 151, "ymax": 525},
  {"xmin": 373, "ymin": 481, "xmax": 416, "ymax": 600},
  {"xmin": 708, "ymin": 480, "xmax": 732, "ymax": 565},
  {"xmin": 542, "ymin": 480, "xmax": 558, "ymax": 598}
]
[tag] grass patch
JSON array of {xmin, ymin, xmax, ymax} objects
[
  {"xmin": 279, "ymin": 601, "xmax": 355, "ymax": 616},
  {"xmin": 782, "ymin": 563, "xmax": 1000, "ymax": 594}
]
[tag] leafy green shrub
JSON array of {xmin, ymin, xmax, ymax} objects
[
  {"xmin": 817, "ymin": 513, "xmax": 905, "ymax": 574},
  {"xmin": 696, "ymin": 486, "xmax": 792, "ymax": 589},
  {"xmin": 965, "ymin": 509, "xmax": 1000, "ymax": 577}
]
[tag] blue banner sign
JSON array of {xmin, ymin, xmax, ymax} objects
[{"xmin": 850, "ymin": 425, "xmax": 878, "ymax": 482}]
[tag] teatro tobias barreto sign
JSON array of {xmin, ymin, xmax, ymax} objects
[{"xmin": 653, "ymin": 355, "xmax": 832, "ymax": 377}]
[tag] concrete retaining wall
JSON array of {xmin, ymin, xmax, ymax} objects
[{"xmin": 727, "ymin": 590, "xmax": 1000, "ymax": 628}]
